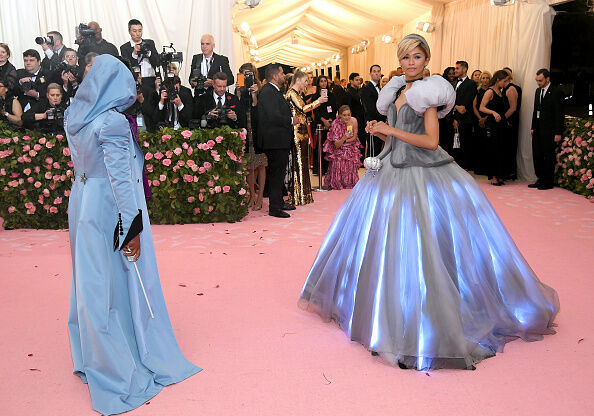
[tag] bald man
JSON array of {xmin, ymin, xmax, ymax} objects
[
  {"xmin": 76, "ymin": 21, "xmax": 119, "ymax": 63},
  {"xmin": 189, "ymin": 34, "xmax": 234, "ymax": 97}
]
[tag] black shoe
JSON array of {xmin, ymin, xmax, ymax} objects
[
  {"xmin": 527, "ymin": 182, "xmax": 540, "ymax": 188},
  {"xmin": 371, "ymin": 351, "xmax": 379, "ymax": 356},
  {"xmin": 269, "ymin": 210, "xmax": 290, "ymax": 218},
  {"xmin": 537, "ymin": 183, "xmax": 554, "ymax": 190},
  {"xmin": 282, "ymin": 204, "xmax": 296, "ymax": 211}
]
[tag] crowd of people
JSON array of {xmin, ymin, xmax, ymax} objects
[{"xmin": 0, "ymin": 19, "xmax": 564, "ymax": 219}]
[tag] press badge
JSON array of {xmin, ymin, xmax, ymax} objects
[
  {"xmin": 536, "ymin": 111, "xmax": 540, "ymax": 119},
  {"xmin": 327, "ymin": 106, "xmax": 332, "ymax": 113},
  {"xmin": 137, "ymin": 114, "xmax": 144, "ymax": 127}
]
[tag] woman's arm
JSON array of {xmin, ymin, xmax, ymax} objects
[
  {"xmin": 6, "ymin": 98, "xmax": 23, "ymax": 126},
  {"xmin": 472, "ymin": 95, "xmax": 481, "ymax": 119},
  {"xmin": 504, "ymin": 86, "xmax": 518, "ymax": 119},
  {"xmin": 369, "ymin": 107, "xmax": 439, "ymax": 151},
  {"xmin": 479, "ymin": 89, "xmax": 500, "ymax": 121}
]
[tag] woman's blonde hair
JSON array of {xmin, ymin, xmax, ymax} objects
[
  {"xmin": 47, "ymin": 83, "xmax": 63, "ymax": 93},
  {"xmin": 397, "ymin": 34, "xmax": 431, "ymax": 61},
  {"xmin": 289, "ymin": 70, "xmax": 308, "ymax": 89}
]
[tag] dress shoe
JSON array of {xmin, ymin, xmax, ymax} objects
[
  {"xmin": 537, "ymin": 184, "xmax": 553, "ymax": 190},
  {"xmin": 282, "ymin": 204, "xmax": 296, "ymax": 211},
  {"xmin": 269, "ymin": 210, "xmax": 290, "ymax": 218},
  {"xmin": 527, "ymin": 182, "xmax": 540, "ymax": 188}
]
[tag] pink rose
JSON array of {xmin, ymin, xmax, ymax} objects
[
  {"xmin": 54, "ymin": 197, "xmax": 62, "ymax": 205},
  {"xmin": 161, "ymin": 134, "xmax": 172, "ymax": 142},
  {"xmin": 207, "ymin": 140, "xmax": 215, "ymax": 148},
  {"xmin": 8, "ymin": 206, "xmax": 15, "ymax": 214},
  {"xmin": 187, "ymin": 147, "xmax": 193, "ymax": 156},
  {"xmin": 240, "ymin": 130, "xmax": 247, "ymax": 141},
  {"xmin": 181, "ymin": 130, "xmax": 192, "ymax": 139},
  {"xmin": 29, "ymin": 150, "xmax": 37, "ymax": 157},
  {"xmin": 154, "ymin": 152, "xmax": 164, "ymax": 160},
  {"xmin": 45, "ymin": 172, "xmax": 52, "ymax": 179},
  {"xmin": 227, "ymin": 150, "xmax": 237, "ymax": 161},
  {"xmin": 239, "ymin": 188, "xmax": 247, "ymax": 195},
  {"xmin": 191, "ymin": 165, "xmax": 198, "ymax": 172},
  {"xmin": 34, "ymin": 181, "xmax": 41, "ymax": 188},
  {"xmin": 27, "ymin": 207, "xmax": 37, "ymax": 215},
  {"xmin": 146, "ymin": 164, "xmax": 153, "ymax": 172},
  {"xmin": 194, "ymin": 207, "xmax": 201, "ymax": 214},
  {"xmin": 198, "ymin": 193, "xmax": 204, "ymax": 201},
  {"xmin": 213, "ymin": 175, "xmax": 219, "ymax": 180},
  {"xmin": 56, "ymin": 134, "xmax": 63, "ymax": 141},
  {"xmin": 173, "ymin": 165, "xmax": 179, "ymax": 172},
  {"xmin": 215, "ymin": 136, "xmax": 223, "ymax": 143},
  {"xmin": 145, "ymin": 152, "xmax": 153, "ymax": 160},
  {"xmin": 177, "ymin": 160, "xmax": 185, "ymax": 167},
  {"xmin": 38, "ymin": 195, "xmax": 44, "ymax": 204},
  {"xmin": 34, "ymin": 144, "xmax": 41, "ymax": 151},
  {"xmin": 23, "ymin": 156, "xmax": 31, "ymax": 163},
  {"xmin": 174, "ymin": 147, "xmax": 182, "ymax": 156},
  {"xmin": 159, "ymin": 174, "xmax": 166, "ymax": 181},
  {"xmin": 143, "ymin": 141, "xmax": 150, "ymax": 148},
  {"xmin": 184, "ymin": 174, "xmax": 194, "ymax": 182},
  {"xmin": 198, "ymin": 167, "xmax": 206, "ymax": 174},
  {"xmin": 209, "ymin": 188, "xmax": 215, "ymax": 194},
  {"xmin": 213, "ymin": 154, "xmax": 220, "ymax": 162},
  {"xmin": 20, "ymin": 189, "xmax": 27, "ymax": 195},
  {"xmin": 27, "ymin": 177, "xmax": 34, "ymax": 183},
  {"xmin": 17, "ymin": 156, "xmax": 24, "ymax": 163},
  {"xmin": 187, "ymin": 159, "xmax": 195, "ymax": 167},
  {"xmin": 163, "ymin": 158, "xmax": 172, "ymax": 166},
  {"xmin": 211, "ymin": 150, "xmax": 218, "ymax": 157},
  {"xmin": 49, "ymin": 207, "xmax": 58, "ymax": 214},
  {"xmin": 166, "ymin": 150, "xmax": 173, "ymax": 158},
  {"xmin": 152, "ymin": 180, "xmax": 160, "ymax": 187},
  {"xmin": 182, "ymin": 142, "xmax": 189, "ymax": 149},
  {"xmin": 24, "ymin": 202, "xmax": 34, "ymax": 209},
  {"xmin": 63, "ymin": 147, "xmax": 70, "ymax": 156},
  {"xmin": 13, "ymin": 136, "xmax": 19, "ymax": 143},
  {"xmin": 23, "ymin": 168, "xmax": 31, "ymax": 175},
  {"xmin": 203, "ymin": 161, "xmax": 212, "ymax": 169},
  {"xmin": 208, "ymin": 205, "xmax": 214, "ymax": 212},
  {"xmin": 64, "ymin": 190, "xmax": 71, "ymax": 197},
  {"xmin": 207, "ymin": 180, "xmax": 215, "ymax": 187},
  {"xmin": 193, "ymin": 176, "xmax": 199, "ymax": 182},
  {"xmin": 188, "ymin": 196, "xmax": 195, "ymax": 202},
  {"xmin": 45, "ymin": 141, "xmax": 54, "ymax": 149},
  {"xmin": 568, "ymin": 169, "xmax": 574, "ymax": 175},
  {"xmin": 39, "ymin": 137, "xmax": 46, "ymax": 144},
  {"xmin": 60, "ymin": 174, "xmax": 66, "ymax": 182},
  {"xmin": 172, "ymin": 178, "xmax": 179, "ymax": 184},
  {"xmin": 43, "ymin": 189, "xmax": 50, "ymax": 196},
  {"xmin": 67, "ymin": 161, "xmax": 74, "ymax": 168},
  {"xmin": 53, "ymin": 162, "xmax": 60, "ymax": 169},
  {"xmin": 23, "ymin": 144, "xmax": 31, "ymax": 151},
  {"xmin": 223, "ymin": 185, "xmax": 230, "ymax": 193},
  {"xmin": 215, "ymin": 186, "xmax": 221, "ymax": 193}
]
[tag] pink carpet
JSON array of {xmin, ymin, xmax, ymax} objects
[{"xmin": 1, "ymin": 178, "xmax": 593, "ymax": 416}]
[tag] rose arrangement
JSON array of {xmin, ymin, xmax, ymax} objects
[
  {"xmin": 0, "ymin": 122, "xmax": 248, "ymax": 229},
  {"xmin": 555, "ymin": 117, "xmax": 594, "ymax": 200}
]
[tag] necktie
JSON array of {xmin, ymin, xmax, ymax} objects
[
  {"xmin": 206, "ymin": 58, "xmax": 210, "ymax": 74},
  {"xmin": 217, "ymin": 96, "xmax": 222, "ymax": 108},
  {"xmin": 541, "ymin": 88, "xmax": 545, "ymax": 103}
]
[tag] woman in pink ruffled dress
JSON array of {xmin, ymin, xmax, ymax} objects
[{"xmin": 323, "ymin": 105, "xmax": 362, "ymax": 190}]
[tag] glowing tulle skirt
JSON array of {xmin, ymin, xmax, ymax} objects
[{"xmin": 299, "ymin": 162, "xmax": 559, "ymax": 370}]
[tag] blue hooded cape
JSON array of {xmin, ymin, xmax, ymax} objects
[{"xmin": 65, "ymin": 54, "xmax": 201, "ymax": 416}]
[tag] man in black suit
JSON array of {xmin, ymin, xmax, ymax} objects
[
  {"xmin": 361, "ymin": 64, "xmax": 386, "ymax": 157},
  {"xmin": 189, "ymin": 34, "xmax": 234, "ymax": 97},
  {"xmin": 40, "ymin": 31, "xmax": 68, "ymax": 77},
  {"xmin": 194, "ymin": 72, "xmax": 241, "ymax": 128},
  {"xmin": 331, "ymin": 76, "xmax": 345, "ymax": 107},
  {"xmin": 530, "ymin": 68, "xmax": 565, "ymax": 190},
  {"xmin": 452, "ymin": 60, "xmax": 477, "ymax": 169},
  {"xmin": 120, "ymin": 19, "xmax": 159, "ymax": 93},
  {"xmin": 59, "ymin": 48, "xmax": 83, "ymax": 104},
  {"xmin": 155, "ymin": 75, "xmax": 193, "ymax": 129},
  {"xmin": 16, "ymin": 49, "xmax": 51, "ymax": 113},
  {"xmin": 76, "ymin": 21, "xmax": 119, "ymax": 63},
  {"xmin": 257, "ymin": 64, "xmax": 299, "ymax": 218},
  {"xmin": 343, "ymin": 72, "xmax": 365, "ymax": 149}
]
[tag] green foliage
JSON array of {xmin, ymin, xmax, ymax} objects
[{"xmin": 0, "ymin": 123, "xmax": 248, "ymax": 229}]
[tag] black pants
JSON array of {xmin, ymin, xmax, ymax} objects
[
  {"xmin": 264, "ymin": 148, "xmax": 289, "ymax": 212},
  {"xmin": 532, "ymin": 129, "xmax": 556, "ymax": 186},
  {"xmin": 456, "ymin": 122, "xmax": 473, "ymax": 170}
]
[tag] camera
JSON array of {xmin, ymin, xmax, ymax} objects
[
  {"xmin": 244, "ymin": 71, "xmax": 254, "ymax": 89},
  {"xmin": 35, "ymin": 36, "xmax": 54, "ymax": 46},
  {"xmin": 56, "ymin": 61, "xmax": 77, "ymax": 77},
  {"xmin": 137, "ymin": 40, "xmax": 149, "ymax": 56},
  {"xmin": 205, "ymin": 103, "xmax": 231, "ymax": 126},
  {"xmin": 47, "ymin": 106, "xmax": 65, "ymax": 121},
  {"xmin": 160, "ymin": 73, "xmax": 178, "ymax": 101},
  {"xmin": 132, "ymin": 66, "xmax": 142, "ymax": 94},
  {"xmin": 75, "ymin": 23, "xmax": 98, "ymax": 46},
  {"xmin": 21, "ymin": 81, "xmax": 34, "ymax": 91},
  {"xmin": 191, "ymin": 68, "xmax": 207, "ymax": 91}
]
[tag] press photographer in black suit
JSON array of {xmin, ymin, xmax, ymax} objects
[
  {"xmin": 189, "ymin": 34, "xmax": 234, "ymax": 97},
  {"xmin": 16, "ymin": 49, "xmax": 50, "ymax": 113},
  {"xmin": 529, "ymin": 68, "xmax": 565, "ymax": 190},
  {"xmin": 452, "ymin": 60, "xmax": 477, "ymax": 169},
  {"xmin": 194, "ymin": 72, "xmax": 241, "ymax": 128},
  {"xmin": 120, "ymin": 19, "xmax": 159, "ymax": 92},
  {"xmin": 22, "ymin": 82, "xmax": 67, "ymax": 132},
  {"xmin": 76, "ymin": 21, "xmax": 119, "ymax": 63},
  {"xmin": 361, "ymin": 64, "xmax": 386, "ymax": 157},
  {"xmin": 155, "ymin": 75, "xmax": 193, "ymax": 129},
  {"xmin": 257, "ymin": 64, "xmax": 299, "ymax": 218},
  {"xmin": 39, "ymin": 31, "xmax": 68, "ymax": 77},
  {"xmin": 59, "ymin": 49, "xmax": 83, "ymax": 103}
]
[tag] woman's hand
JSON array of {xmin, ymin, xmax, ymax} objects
[
  {"xmin": 493, "ymin": 112, "xmax": 501, "ymax": 122},
  {"xmin": 123, "ymin": 234, "xmax": 141, "ymax": 261},
  {"xmin": 365, "ymin": 120, "xmax": 378, "ymax": 133},
  {"xmin": 369, "ymin": 121, "xmax": 391, "ymax": 136},
  {"xmin": 318, "ymin": 95, "xmax": 328, "ymax": 104}
]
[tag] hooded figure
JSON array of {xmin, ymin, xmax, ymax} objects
[{"xmin": 65, "ymin": 55, "xmax": 200, "ymax": 416}]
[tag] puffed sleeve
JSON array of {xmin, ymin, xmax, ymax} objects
[
  {"xmin": 376, "ymin": 75, "xmax": 406, "ymax": 116},
  {"xmin": 97, "ymin": 111, "xmax": 143, "ymax": 251},
  {"xmin": 404, "ymin": 75, "xmax": 455, "ymax": 119}
]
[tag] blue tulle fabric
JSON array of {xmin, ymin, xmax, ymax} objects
[{"xmin": 299, "ymin": 78, "xmax": 559, "ymax": 370}]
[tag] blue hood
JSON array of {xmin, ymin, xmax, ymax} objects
[{"xmin": 65, "ymin": 54, "xmax": 136, "ymax": 135}]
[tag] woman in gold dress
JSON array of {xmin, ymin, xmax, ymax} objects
[{"xmin": 285, "ymin": 70, "xmax": 328, "ymax": 205}]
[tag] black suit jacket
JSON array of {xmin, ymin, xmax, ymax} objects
[
  {"xmin": 155, "ymin": 85, "xmax": 193, "ymax": 128},
  {"xmin": 257, "ymin": 82, "xmax": 293, "ymax": 150},
  {"xmin": 454, "ymin": 77, "xmax": 477, "ymax": 125},
  {"xmin": 119, "ymin": 39, "xmax": 160, "ymax": 72},
  {"xmin": 195, "ymin": 90, "xmax": 242, "ymax": 128},
  {"xmin": 360, "ymin": 81, "xmax": 386, "ymax": 122},
  {"xmin": 531, "ymin": 84, "xmax": 564, "ymax": 136},
  {"xmin": 343, "ymin": 86, "xmax": 365, "ymax": 122},
  {"xmin": 188, "ymin": 53, "xmax": 234, "ymax": 86},
  {"xmin": 16, "ymin": 67, "xmax": 51, "ymax": 111},
  {"xmin": 77, "ymin": 39, "xmax": 119, "ymax": 63},
  {"xmin": 41, "ymin": 47, "xmax": 67, "ymax": 74}
]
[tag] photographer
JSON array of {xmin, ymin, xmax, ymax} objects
[
  {"xmin": 189, "ymin": 34, "xmax": 234, "ymax": 97},
  {"xmin": 76, "ymin": 21, "xmax": 119, "ymax": 63},
  {"xmin": 60, "ymin": 49, "xmax": 83, "ymax": 102},
  {"xmin": 0, "ymin": 78, "xmax": 23, "ymax": 128},
  {"xmin": 39, "ymin": 31, "xmax": 68, "ymax": 76},
  {"xmin": 129, "ymin": 69, "xmax": 159, "ymax": 133},
  {"xmin": 120, "ymin": 19, "xmax": 159, "ymax": 92},
  {"xmin": 16, "ymin": 49, "xmax": 50, "ymax": 112},
  {"xmin": 156, "ymin": 75, "xmax": 193, "ymax": 129},
  {"xmin": 195, "ymin": 71, "xmax": 240, "ymax": 128},
  {"xmin": 22, "ymin": 82, "xmax": 67, "ymax": 132}
]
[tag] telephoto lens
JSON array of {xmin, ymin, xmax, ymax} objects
[{"xmin": 35, "ymin": 36, "xmax": 54, "ymax": 46}]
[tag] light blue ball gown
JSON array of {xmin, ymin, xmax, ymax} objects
[
  {"xmin": 65, "ymin": 55, "xmax": 200, "ymax": 415},
  {"xmin": 299, "ymin": 75, "xmax": 559, "ymax": 370}
]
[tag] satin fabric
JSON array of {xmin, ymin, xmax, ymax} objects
[
  {"xmin": 323, "ymin": 117, "xmax": 362, "ymax": 190},
  {"xmin": 300, "ymin": 76, "xmax": 559, "ymax": 370},
  {"xmin": 65, "ymin": 55, "xmax": 200, "ymax": 415}
]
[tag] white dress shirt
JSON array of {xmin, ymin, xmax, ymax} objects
[
  {"xmin": 201, "ymin": 54, "xmax": 213, "ymax": 78},
  {"xmin": 130, "ymin": 40, "xmax": 156, "ymax": 78}
]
